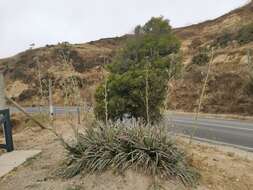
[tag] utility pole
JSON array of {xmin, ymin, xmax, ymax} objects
[
  {"xmin": 48, "ymin": 79, "xmax": 54, "ymax": 119},
  {"xmin": 0, "ymin": 72, "xmax": 6, "ymax": 110},
  {"xmin": 77, "ymin": 106, "xmax": 81, "ymax": 124}
]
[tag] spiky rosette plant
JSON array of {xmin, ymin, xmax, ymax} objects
[{"xmin": 61, "ymin": 121, "xmax": 199, "ymax": 186}]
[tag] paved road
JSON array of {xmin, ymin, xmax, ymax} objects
[
  {"xmin": 9, "ymin": 106, "xmax": 80, "ymax": 114},
  {"xmin": 166, "ymin": 113, "xmax": 253, "ymax": 151},
  {"xmin": 9, "ymin": 107, "xmax": 253, "ymax": 151}
]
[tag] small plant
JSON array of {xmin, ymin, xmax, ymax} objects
[
  {"xmin": 209, "ymin": 24, "xmax": 253, "ymax": 48},
  {"xmin": 191, "ymin": 48, "xmax": 210, "ymax": 65},
  {"xmin": 60, "ymin": 122, "xmax": 199, "ymax": 187},
  {"xmin": 215, "ymin": 31, "xmax": 233, "ymax": 48},
  {"xmin": 236, "ymin": 23, "xmax": 253, "ymax": 45}
]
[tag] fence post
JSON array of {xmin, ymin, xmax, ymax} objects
[
  {"xmin": 48, "ymin": 79, "xmax": 54, "ymax": 118},
  {"xmin": 0, "ymin": 72, "xmax": 14, "ymax": 152},
  {"xmin": 3, "ymin": 109, "xmax": 14, "ymax": 152},
  {"xmin": 77, "ymin": 106, "xmax": 81, "ymax": 124},
  {"xmin": 0, "ymin": 72, "xmax": 6, "ymax": 110}
]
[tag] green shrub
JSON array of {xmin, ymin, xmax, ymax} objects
[
  {"xmin": 210, "ymin": 24, "xmax": 253, "ymax": 48},
  {"xmin": 237, "ymin": 23, "xmax": 253, "ymax": 45},
  {"xmin": 18, "ymin": 88, "xmax": 38, "ymax": 101},
  {"xmin": 61, "ymin": 122, "xmax": 199, "ymax": 186},
  {"xmin": 191, "ymin": 48, "xmax": 210, "ymax": 65},
  {"xmin": 10, "ymin": 68, "xmax": 29, "ymax": 82},
  {"xmin": 95, "ymin": 17, "xmax": 182, "ymax": 123},
  {"xmin": 215, "ymin": 32, "xmax": 233, "ymax": 48}
]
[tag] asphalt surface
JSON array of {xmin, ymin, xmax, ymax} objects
[
  {"xmin": 9, "ymin": 107, "xmax": 253, "ymax": 151},
  {"xmin": 166, "ymin": 113, "xmax": 253, "ymax": 151}
]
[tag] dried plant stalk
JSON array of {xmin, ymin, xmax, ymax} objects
[
  {"xmin": 190, "ymin": 48, "xmax": 214, "ymax": 144},
  {"xmin": 104, "ymin": 75, "xmax": 108, "ymax": 126},
  {"xmin": 145, "ymin": 61, "xmax": 150, "ymax": 125}
]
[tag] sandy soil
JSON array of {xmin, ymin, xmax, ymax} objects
[
  {"xmin": 0, "ymin": 117, "xmax": 253, "ymax": 190},
  {"xmin": 6, "ymin": 80, "xmax": 29, "ymax": 99}
]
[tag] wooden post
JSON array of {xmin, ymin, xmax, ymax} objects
[
  {"xmin": 77, "ymin": 106, "xmax": 81, "ymax": 124},
  {"xmin": 0, "ymin": 72, "xmax": 9, "ymax": 151},
  {"xmin": 0, "ymin": 72, "xmax": 6, "ymax": 110},
  {"xmin": 6, "ymin": 96, "xmax": 47, "ymax": 130},
  {"xmin": 48, "ymin": 79, "xmax": 54, "ymax": 119}
]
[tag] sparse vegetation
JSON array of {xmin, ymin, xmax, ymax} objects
[
  {"xmin": 61, "ymin": 122, "xmax": 199, "ymax": 187},
  {"xmin": 10, "ymin": 68, "xmax": 29, "ymax": 82},
  {"xmin": 190, "ymin": 38, "xmax": 202, "ymax": 50},
  {"xmin": 214, "ymin": 31, "xmax": 233, "ymax": 48},
  {"xmin": 191, "ymin": 48, "xmax": 210, "ymax": 65},
  {"xmin": 209, "ymin": 23, "xmax": 253, "ymax": 49},
  {"xmin": 95, "ymin": 17, "xmax": 181, "ymax": 123},
  {"xmin": 18, "ymin": 88, "xmax": 38, "ymax": 102},
  {"xmin": 237, "ymin": 23, "xmax": 253, "ymax": 45}
]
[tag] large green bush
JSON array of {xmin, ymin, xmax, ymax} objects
[{"xmin": 94, "ymin": 17, "xmax": 181, "ymax": 123}]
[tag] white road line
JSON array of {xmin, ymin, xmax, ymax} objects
[
  {"xmin": 177, "ymin": 134, "xmax": 253, "ymax": 152},
  {"xmin": 172, "ymin": 119, "xmax": 253, "ymax": 132}
]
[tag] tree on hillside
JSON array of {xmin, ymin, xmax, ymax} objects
[{"xmin": 94, "ymin": 17, "xmax": 181, "ymax": 123}]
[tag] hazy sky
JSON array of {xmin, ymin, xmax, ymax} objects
[{"xmin": 0, "ymin": 0, "xmax": 249, "ymax": 58}]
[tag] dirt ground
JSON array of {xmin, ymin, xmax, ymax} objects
[{"xmin": 0, "ymin": 116, "xmax": 253, "ymax": 190}]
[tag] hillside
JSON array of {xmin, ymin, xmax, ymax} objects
[
  {"xmin": 0, "ymin": 1, "xmax": 253, "ymax": 115},
  {"xmin": 169, "ymin": 0, "xmax": 253, "ymax": 115},
  {"xmin": 0, "ymin": 37, "xmax": 126, "ymax": 105}
]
